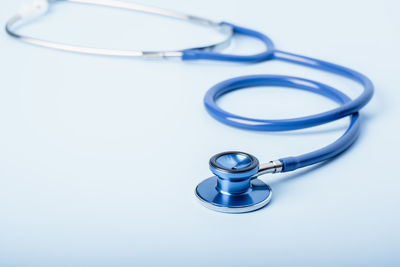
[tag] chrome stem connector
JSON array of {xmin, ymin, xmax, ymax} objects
[{"xmin": 253, "ymin": 160, "xmax": 283, "ymax": 178}]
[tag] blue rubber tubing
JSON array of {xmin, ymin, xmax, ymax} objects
[{"xmin": 182, "ymin": 23, "xmax": 374, "ymax": 172}]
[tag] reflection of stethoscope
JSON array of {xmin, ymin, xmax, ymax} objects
[{"xmin": 6, "ymin": 0, "xmax": 374, "ymax": 213}]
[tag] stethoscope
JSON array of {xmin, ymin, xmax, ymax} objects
[{"xmin": 6, "ymin": 0, "xmax": 374, "ymax": 213}]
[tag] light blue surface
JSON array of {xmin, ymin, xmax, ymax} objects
[{"xmin": 1, "ymin": 0, "xmax": 400, "ymax": 266}]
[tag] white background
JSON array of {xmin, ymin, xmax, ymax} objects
[{"xmin": 0, "ymin": 0, "xmax": 399, "ymax": 266}]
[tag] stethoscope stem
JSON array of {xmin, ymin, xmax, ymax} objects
[{"xmin": 251, "ymin": 160, "xmax": 283, "ymax": 179}]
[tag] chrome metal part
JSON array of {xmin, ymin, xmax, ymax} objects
[{"xmin": 5, "ymin": 0, "xmax": 233, "ymax": 58}]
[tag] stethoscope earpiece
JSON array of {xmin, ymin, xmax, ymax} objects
[{"xmin": 196, "ymin": 151, "xmax": 272, "ymax": 213}]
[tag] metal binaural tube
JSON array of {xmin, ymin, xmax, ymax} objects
[{"xmin": 5, "ymin": 0, "xmax": 234, "ymax": 58}]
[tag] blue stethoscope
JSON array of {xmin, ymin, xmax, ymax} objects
[{"xmin": 6, "ymin": 0, "xmax": 374, "ymax": 213}]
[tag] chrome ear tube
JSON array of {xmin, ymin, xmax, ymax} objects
[{"xmin": 5, "ymin": 0, "xmax": 233, "ymax": 58}]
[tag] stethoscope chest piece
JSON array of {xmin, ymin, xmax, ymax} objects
[{"xmin": 195, "ymin": 151, "xmax": 272, "ymax": 213}]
